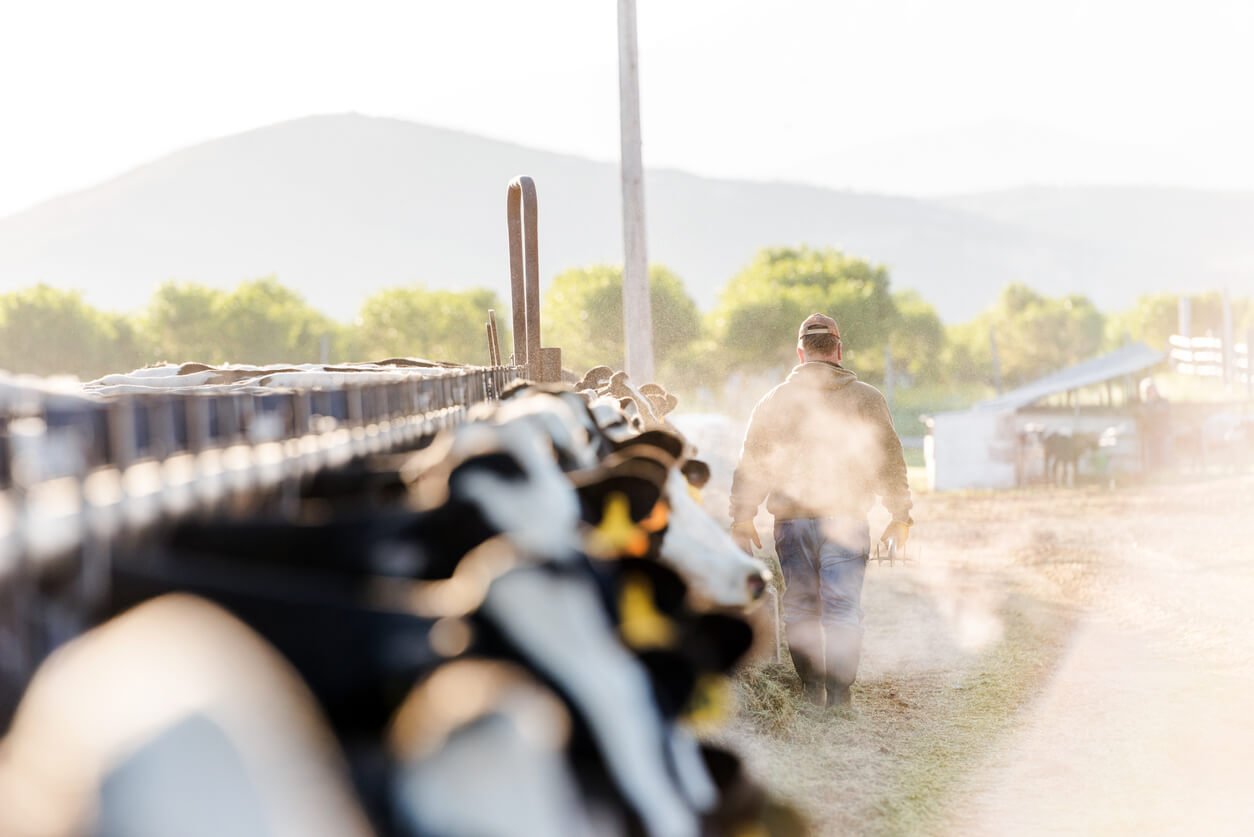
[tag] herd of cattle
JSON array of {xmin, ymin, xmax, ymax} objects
[{"xmin": 0, "ymin": 361, "xmax": 806, "ymax": 837}]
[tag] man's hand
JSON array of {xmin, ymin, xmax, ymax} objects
[
  {"xmin": 731, "ymin": 521, "xmax": 762, "ymax": 554},
  {"xmin": 880, "ymin": 521, "xmax": 911, "ymax": 551}
]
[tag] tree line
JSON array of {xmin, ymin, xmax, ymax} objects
[
  {"xmin": 2, "ymin": 249, "xmax": 1250, "ymax": 394},
  {"xmin": 545, "ymin": 247, "xmax": 1252, "ymax": 396},
  {"xmin": 0, "ymin": 279, "xmax": 507, "ymax": 380}
]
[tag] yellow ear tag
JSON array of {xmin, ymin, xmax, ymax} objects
[
  {"xmin": 587, "ymin": 492, "xmax": 649, "ymax": 558},
  {"xmin": 686, "ymin": 484, "xmax": 703, "ymax": 504},
  {"xmin": 682, "ymin": 674, "xmax": 733, "ymax": 733},
  {"xmin": 618, "ymin": 574, "xmax": 677, "ymax": 650},
  {"xmin": 638, "ymin": 499, "xmax": 669, "ymax": 533}
]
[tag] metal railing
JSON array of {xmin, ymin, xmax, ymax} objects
[
  {"xmin": 0, "ymin": 366, "xmax": 520, "ymax": 567},
  {"xmin": 0, "ymin": 365, "xmax": 522, "ymax": 703}
]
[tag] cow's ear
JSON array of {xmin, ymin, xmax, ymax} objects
[
  {"xmin": 680, "ymin": 459, "xmax": 711, "ymax": 489},
  {"xmin": 574, "ymin": 473, "xmax": 663, "ymax": 526},
  {"xmin": 498, "ymin": 380, "xmax": 538, "ymax": 400},
  {"xmin": 577, "ymin": 365, "xmax": 614, "ymax": 392},
  {"xmin": 614, "ymin": 429, "xmax": 685, "ymax": 460}
]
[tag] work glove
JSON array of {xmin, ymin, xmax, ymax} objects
[
  {"xmin": 880, "ymin": 520, "xmax": 911, "ymax": 551},
  {"xmin": 730, "ymin": 521, "xmax": 762, "ymax": 555}
]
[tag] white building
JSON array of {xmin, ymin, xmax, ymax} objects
[{"xmin": 924, "ymin": 343, "xmax": 1164, "ymax": 491}]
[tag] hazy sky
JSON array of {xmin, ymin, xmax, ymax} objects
[{"xmin": 3, "ymin": 0, "xmax": 1253, "ymax": 218}]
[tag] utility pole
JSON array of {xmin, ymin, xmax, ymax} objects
[{"xmin": 617, "ymin": 0, "xmax": 655, "ymax": 382}]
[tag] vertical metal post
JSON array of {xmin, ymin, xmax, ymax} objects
[
  {"xmin": 1222, "ymin": 287, "xmax": 1234, "ymax": 389},
  {"xmin": 618, "ymin": 0, "xmax": 655, "ymax": 382},
  {"xmin": 506, "ymin": 176, "xmax": 559, "ymax": 382},
  {"xmin": 1178, "ymin": 296, "xmax": 1192, "ymax": 339},
  {"xmin": 107, "ymin": 401, "xmax": 138, "ymax": 469},
  {"xmin": 1246, "ymin": 327, "xmax": 1252, "ymax": 400},
  {"xmin": 507, "ymin": 184, "xmax": 528, "ymax": 368},
  {"xmin": 507, "ymin": 177, "xmax": 542, "ymax": 375},
  {"xmin": 487, "ymin": 309, "xmax": 502, "ymax": 367}
]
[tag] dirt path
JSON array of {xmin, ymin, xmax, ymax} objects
[
  {"xmin": 953, "ymin": 476, "xmax": 1254, "ymax": 836},
  {"xmin": 715, "ymin": 476, "xmax": 1254, "ymax": 836}
]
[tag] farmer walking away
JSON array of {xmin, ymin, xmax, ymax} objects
[{"xmin": 730, "ymin": 313, "xmax": 913, "ymax": 708}]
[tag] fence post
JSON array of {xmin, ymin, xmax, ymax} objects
[
  {"xmin": 506, "ymin": 177, "xmax": 541, "ymax": 375},
  {"xmin": 486, "ymin": 309, "xmax": 502, "ymax": 367},
  {"xmin": 1247, "ymin": 328, "xmax": 1252, "ymax": 401},
  {"xmin": 506, "ymin": 177, "xmax": 561, "ymax": 382},
  {"xmin": 1222, "ymin": 288, "xmax": 1234, "ymax": 390}
]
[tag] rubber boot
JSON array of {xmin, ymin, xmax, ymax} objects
[
  {"xmin": 786, "ymin": 622, "xmax": 826, "ymax": 707},
  {"xmin": 823, "ymin": 624, "xmax": 863, "ymax": 709},
  {"xmin": 788, "ymin": 646, "xmax": 826, "ymax": 706}
]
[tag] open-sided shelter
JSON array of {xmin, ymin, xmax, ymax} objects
[{"xmin": 924, "ymin": 343, "xmax": 1165, "ymax": 490}]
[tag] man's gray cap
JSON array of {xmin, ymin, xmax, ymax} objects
[{"xmin": 798, "ymin": 312, "xmax": 840, "ymax": 340}]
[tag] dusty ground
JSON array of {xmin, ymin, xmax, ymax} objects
[{"xmin": 712, "ymin": 475, "xmax": 1254, "ymax": 836}]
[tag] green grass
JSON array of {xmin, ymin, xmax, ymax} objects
[{"xmin": 718, "ymin": 595, "xmax": 1075, "ymax": 836}]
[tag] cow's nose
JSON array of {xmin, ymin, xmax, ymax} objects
[{"xmin": 747, "ymin": 571, "xmax": 767, "ymax": 600}]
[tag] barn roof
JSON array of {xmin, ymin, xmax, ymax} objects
[{"xmin": 974, "ymin": 342, "xmax": 1164, "ymax": 412}]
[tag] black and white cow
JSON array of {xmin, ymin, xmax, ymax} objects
[
  {"xmin": 496, "ymin": 382, "xmax": 771, "ymax": 609},
  {"xmin": 136, "ymin": 417, "xmax": 758, "ymax": 835},
  {"xmin": 7, "ymin": 365, "xmax": 802, "ymax": 837}
]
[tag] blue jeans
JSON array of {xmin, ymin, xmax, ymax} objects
[{"xmin": 774, "ymin": 517, "xmax": 869, "ymax": 688}]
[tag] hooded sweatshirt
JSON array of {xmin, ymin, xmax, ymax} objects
[{"xmin": 729, "ymin": 362, "xmax": 912, "ymax": 526}]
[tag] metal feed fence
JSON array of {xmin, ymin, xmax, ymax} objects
[
  {"xmin": 0, "ymin": 365, "xmax": 523, "ymax": 702},
  {"xmin": 0, "ymin": 365, "xmax": 520, "ymax": 565}
]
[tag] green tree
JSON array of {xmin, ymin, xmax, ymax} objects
[
  {"xmin": 542, "ymin": 265, "xmax": 701, "ymax": 376},
  {"xmin": 356, "ymin": 285, "xmax": 505, "ymax": 365},
  {"xmin": 142, "ymin": 278, "xmax": 345, "ymax": 364},
  {"xmin": 142, "ymin": 278, "xmax": 353, "ymax": 363},
  {"xmin": 0, "ymin": 285, "xmax": 144, "ymax": 378},
  {"xmin": 142, "ymin": 281, "xmax": 228, "ymax": 362},
  {"xmin": 214, "ymin": 277, "xmax": 340, "ymax": 363},
  {"xmin": 706, "ymin": 246, "xmax": 897, "ymax": 380},
  {"xmin": 945, "ymin": 283, "xmax": 1106, "ymax": 388},
  {"xmin": 888, "ymin": 290, "xmax": 946, "ymax": 384}
]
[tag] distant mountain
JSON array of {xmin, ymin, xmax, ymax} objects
[
  {"xmin": 780, "ymin": 121, "xmax": 1159, "ymax": 197},
  {"xmin": 0, "ymin": 114, "xmax": 1248, "ymax": 323},
  {"xmin": 940, "ymin": 186, "xmax": 1254, "ymax": 306}
]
